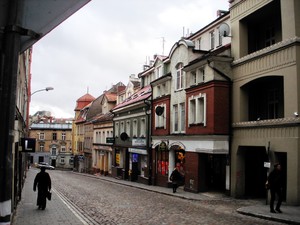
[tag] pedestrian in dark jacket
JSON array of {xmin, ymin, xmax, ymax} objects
[
  {"xmin": 170, "ymin": 164, "xmax": 183, "ymax": 193},
  {"xmin": 33, "ymin": 166, "xmax": 51, "ymax": 210},
  {"xmin": 267, "ymin": 163, "xmax": 283, "ymax": 213}
]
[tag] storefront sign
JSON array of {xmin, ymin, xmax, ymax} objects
[
  {"xmin": 132, "ymin": 138, "xmax": 146, "ymax": 146},
  {"xmin": 128, "ymin": 148, "xmax": 147, "ymax": 155},
  {"xmin": 116, "ymin": 153, "xmax": 120, "ymax": 165},
  {"xmin": 106, "ymin": 137, "xmax": 115, "ymax": 144}
]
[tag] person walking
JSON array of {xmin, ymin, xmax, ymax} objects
[
  {"xmin": 33, "ymin": 166, "xmax": 52, "ymax": 210},
  {"xmin": 267, "ymin": 163, "xmax": 284, "ymax": 213},
  {"xmin": 170, "ymin": 163, "xmax": 183, "ymax": 193}
]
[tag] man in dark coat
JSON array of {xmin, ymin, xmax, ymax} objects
[
  {"xmin": 170, "ymin": 163, "xmax": 184, "ymax": 193},
  {"xmin": 33, "ymin": 166, "xmax": 52, "ymax": 210},
  {"xmin": 267, "ymin": 163, "xmax": 284, "ymax": 213}
]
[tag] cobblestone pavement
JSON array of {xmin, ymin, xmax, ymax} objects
[{"xmin": 49, "ymin": 170, "xmax": 285, "ymax": 225}]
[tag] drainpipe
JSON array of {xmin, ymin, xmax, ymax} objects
[
  {"xmin": 144, "ymin": 99, "xmax": 152, "ymax": 185},
  {"xmin": 207, "ymin": 59, "xmax": 233, "ymax": 195}
]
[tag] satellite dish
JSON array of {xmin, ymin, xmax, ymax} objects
[
  {"xmin": 219, "ymin": 23, "xmax": 231, "ymax": 37},
  {"xmin": 155, "ymin": 106, "xmax": 164, "ymax": 116},
  {"xmin": 120, "ymin": 132, "xmax": 128, "ymax": 141}
]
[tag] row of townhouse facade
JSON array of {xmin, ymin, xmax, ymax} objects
[{"xmin": 72, "ymin": 0, "xmax": 300, "ymax": 205}]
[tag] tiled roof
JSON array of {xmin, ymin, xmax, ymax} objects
[{"xmin": 113, "ymin": 85, "xmax": 151, "ymax": 110}]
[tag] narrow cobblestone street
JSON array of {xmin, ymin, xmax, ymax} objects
[{"xmin": 49, "ymin": 170, "xmax": 284, "ymax": 225}]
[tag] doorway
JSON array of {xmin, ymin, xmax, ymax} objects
[{"xmin": 244, "ymin": 147, "xmax": 268, "ymax": 198}]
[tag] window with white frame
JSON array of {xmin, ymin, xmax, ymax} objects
[
  {"xmin": 173, "ymin": 105, "xmax": 178, "ymax": 132},
  {"xmin": 102, "ymin": 131, "xmax": 105, "ymax": 143},
  {"xmin": 162, "ymin": 83, "xmax": 166, "ymax": 96},
  {"xmin": 157, "ymin": 85, "xmax": 161, "ymax": 97},
  {"xmin": 176, "ymin": 63, "xmax": 184, "ymax": 90},
  {"xmin": 156, "ymin": 66, "xmax": 162, "ymax": 79},
  {"xmin": 120, "ymin": 122, "xmax": 124, "ymax": 133},
  {"xmin": 195, "ymin": 38, "xmax": 201, "ymax": 50},
  {"xmin": 199, "ymin": 67, "xmax": 205, "ymax": 83},
  {"xmin": 60, "ymin": 157, "xmax": 65, "ymax": 164},
  {"xmin": 51, "ymin": 147, "xmax": 57, "ymax": 156},
  {"xmin": 191, "ymin": 70, "xmax": 197, "ymax": 86},
  {"xmin": 115, "ymin": 122, "xmax": 119, "ymax": 137},
  {"xmin": 188, "ymin": 93, "xmax": 206, "ymax": 126},
  {"xmin": 126, "ymin": 120, "xmax": 130, "ymax": 137},
  {"xmin": 140, "ymin": 118, "xmax": 146, "ymax": 137},
  {"xmin": 180, "ymin": 103, "xmax": 185, "ymax": 132},
  {"xmin": 61, "ymin": 145, "xmax": 66, "ymax": 152},
  {"xmin": 210, "ymin": 31, "xmax": 215, "ymax": 49},
  {"xmin": 39, "ymin": 144, "xmax": 44, "ymax": 152},
  {"xmin": 133, "ymin": 119, "xmax": 138, "ymax": 137},
  {"xmin": 155, "ymin": 104, "xmax": 166, "ymax": 129},
  {"xmin": 62, "ymin": 132, "xmax": 66, "ymax": 140},
  {"xmin": 39, "ymin": 132, "xmax": 45, "ymax": 140},
  {"xmin": 173, "ymin": 103, "xmax": 185, "ymax": 133}
]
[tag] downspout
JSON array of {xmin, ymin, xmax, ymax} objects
[
  {"xmin": 207, "ymin": 59, "xmax": 233, "ymax": 195},
  {"xmin": 144, "ymin": 98, "xmax": 152, "ymax": 185}
]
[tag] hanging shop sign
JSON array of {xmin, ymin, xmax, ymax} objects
[
  {"xmin": 128, "ymin": 148, "xmax": 148, "ymax": 155},
  {"xmin": 158, "ymin": 141, "xmax": 168, "ymax": 151}
]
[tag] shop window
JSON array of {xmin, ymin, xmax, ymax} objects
[{"xmin": 157, "ymin": 150, "xmax": 169, "ymax": 176}]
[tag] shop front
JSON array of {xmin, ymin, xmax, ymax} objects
[
  {"xmin": 153, "ymin": 141, "xmax": 186, "ymax": 188},
  {"xmin": 128, "ymin": 148, "xmax": 149, "ymax": 184}
]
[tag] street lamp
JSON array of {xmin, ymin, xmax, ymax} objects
[{"xmin": 31, "ymin": 87, "xmax": 54, "ymax": 96}]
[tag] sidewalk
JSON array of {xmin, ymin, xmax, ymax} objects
[
  {"xmin": 12, "ymin": 169, "xmax": 86, "ymax": 225},
  {"xmin": 13, "ymin": 169, "xmax": 300, "ymax": 225}
]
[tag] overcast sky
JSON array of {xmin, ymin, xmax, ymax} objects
[{"xmin": 30, "ymin": 0, "xmax": 230, "ymax": 118}]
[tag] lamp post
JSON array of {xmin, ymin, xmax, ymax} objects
[
  {"xmin": 26, "ymin": 87, "xmax": 54, "ymax": 129},
  {"xmin": 30, "ymin": 86, "xmax": 54, "ymax": 97}
]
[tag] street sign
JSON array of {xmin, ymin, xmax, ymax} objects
[
  {"xmin": 20, "ymin": 0, "xmax": 91, "ymax": 52},
  {"xmin": 106, "ymin": 137, "xmax": 115, "ymax": 144}
]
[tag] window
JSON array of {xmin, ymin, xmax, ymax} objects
[
  {"xmin": 191, "ymin": 71, "xmax": 197, "ymax": 86},
  {"xmin": 173, "ymin": 103, "xmax": 185, "ymax": 133},
  {"xmin": 176, "ymin": 63, "xmax": 184, "ymax": 90},
  {"xmin": 51, "ymin": 147, "xmax": 57, "ymax": 156},
  {"xmin": 155, "ymin": 104, "xmax": 166, "ymax": 129},
  {"xmin": 120, "ymin": 122, "xmax": 125, "ymax": 133},
  {"xmin": 180, "ymin": 103, "xmax": 185, "ymax": 132},
  {"xmin": 39, "ymin": 144, "xmax": 44, "ymax": 152},
  {"xmin": 133, "ymin": 120, "xmax": 138, "ymax": 137},
  {"xmin": 218, "ymin": 27, "xmax": 222, "ymax": 46},
  {"xmin": 39, "ymin": 132, "xmax": 45, "ymax": 140},
  {"xmin": 210, "ymin": 31, "xmax": 215, "ymax": 49},
  {"xmin": 62, "ymin": 132, "xmax": 66, "ymax": 140},
  {"xmin": 188, "ymin": 93, "xmax": 206, "ymax": 126},
  {"xmin": 157, "ymin": 149, "xmax": 169, "ymax": 176},
  {"xmin": 199, "ymin": 67, "xmax": 205, "ymax": 83},
  {"xmin": 267, "ymin": 88, "xmax": 280, "ymax": 119},
  {"xmin": 157, "ymin": 85, "xmax": 161, "ymax": 97},
  {"xmin": 173, "ymin": 105, "xmax": 178, "ymax": 132},
  {"xmin": 69, "ymin": 157, "xmax": 74, "ymax": 165},
  {"xmin": 265, "ymin": 26, "xmax": 275, "ymax": 47},
  {"xmin": 156, "ymin": 66, "xmax": 162, "ymax": 79},
  {"xmin": 115, "ymin": 122, "xmax": 119, "ymax": 137},
  {"xmin": 52, "ymin": 133, "xmax": 57, "ymax": 140},
  {"xmin": 140, "ymin": 118, "xmax": 146, "ymax": 137},
  {"xmin": 61, "ymin": 145, "xmax": 66, "ymax": 152},
  {"xmin": 126, "ymin": 120, "xmax": 130, "ymax": 137},
  {"xmin": 195, "ymin": 38, "xmax": 201, "ymax": 50},
  {"xmin": 60, "ymin": 157, "xmax": 65, "ymax": 164}
]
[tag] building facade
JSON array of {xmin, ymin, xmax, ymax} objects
[
  {"xmin": 229, "ymin": 0, "xmax": 300, "ymax": 205},
  {"xmin": 29, "ymin": 122, "xmax": 73, "ymax": 169}
]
